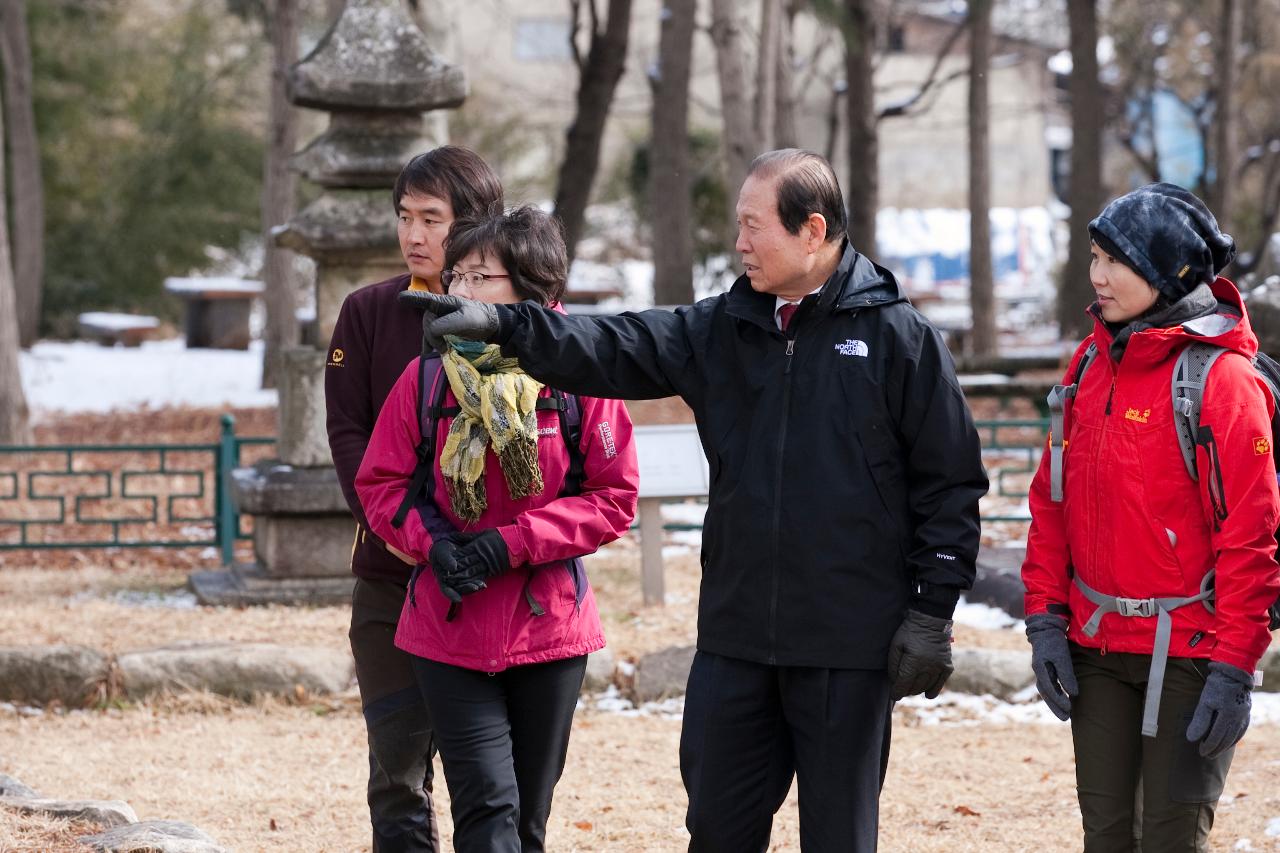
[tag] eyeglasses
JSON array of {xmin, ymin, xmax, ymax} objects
[{"xmin": 442, "ymin": 269, "xmax": 511, "ymax": 290}]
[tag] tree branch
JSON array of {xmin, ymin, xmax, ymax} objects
[
  {"xmin": 875, "ymin": 16, "xmax": 968, "ymax": 121},
  {"xmin": 568, "ymin": 0, "xmax": 585, "ymax": 71}
]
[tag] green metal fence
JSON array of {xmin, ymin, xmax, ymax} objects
[
  {"xmin": 0, "ymin": 415, "xmax": 275, "ymax": 565},
  {"xmin": 0, "ymin": 416, "xmax": 1047, "ymax": 561}
]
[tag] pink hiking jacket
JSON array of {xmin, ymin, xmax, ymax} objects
[{"xmin": 357, "ymin": 354, "xmax": 639, "ymax": 671}]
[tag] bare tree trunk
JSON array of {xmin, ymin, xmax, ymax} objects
[
  {"xmin": 403, "ymin": 0, "xmax": 453, "ymax": 143},
  {"xmin": 326, "ymin": 0, "xmax": 345, "ymax": 25},
  {"xmin": 649, "ymin": 0, "xmax": 695, "ymax": 306},
  {"xmin": 773, "ymin": 1, "xmax": 798, "ymax": 149},
  {"xmin": 261, "ymin": 0, "xmax": 300, "ymax": 389},
  {"xmin": 754, "ymin": 0, "xmax": 780, "ymax": 153},
  {"xmin": 1210, "ymin": 0, "xmax": 1240, "ymax": 230},
  {"xmin": 0, "ymin": 84, "xmax": 31, "ymax": 444},
  {"xmin": 0, "ymin": 0, "xmax": 43, "ymax": 348},
  {"xmin": 553, "ymin": 0, "xmax": 633, "ymax": 264},
  {"xmin": 1060, "ymin": 0, "xmax": 1104, "ymax": 340},
  {"xmin": 844, "ymin": 0, "xmax": 878, "ymax": 254},
  {"xmin": 709, "ymin": 0, "xmax": 758, "ymax": 252},
  {"xmin": 968, "ymin": 0, "xmax": 995, "ymax": 357}
]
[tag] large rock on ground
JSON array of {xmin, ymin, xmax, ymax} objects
[
  {"xmin": 117, "ymin": 642, "xmax": 353, "ymax": 701},
  {"xmin": 79, "ymin": 819, "xmax": 227, "ymax": 853},
  {"xmin": 633, "ymin": 646, "xmax": 696, "ymax": 703},
  {"xmin": 583, "ymin": 648, "xmax": 615, "ymax": 693},
  {"xmin": 0, "ymin": 795, "xmax": 137, "ymax": 827},
  {"xmin": 0, "ymin": 645, "xmax": 109, "ymax": 707},
  {"xmin": 947, "ymin": 648, "xmax": 1034, "ymax": 699},
  {"xmin": 0, "ymin": 773, "xmax": 37, "ymax": 799},
  {"xmin": 1260, "ymin": 648, "xmax": 1280, "ymax": 693}
]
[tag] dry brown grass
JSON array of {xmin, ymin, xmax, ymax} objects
[{"xmin": 5, "ymin": 407, "xmax": 1279, "ymax": 851}]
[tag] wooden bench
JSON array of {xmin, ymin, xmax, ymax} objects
[
  {"xmin": 76, "ymin": 312, "xmax": 160, "ymax": 347},
  {"xmin": 959, "ymin": 373, "xmax": 1058, "ymax": 416}
]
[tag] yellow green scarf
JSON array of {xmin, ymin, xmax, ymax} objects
[{"xmin": 438, "ymin": 338, "xmax": 545, "ymax": 522}]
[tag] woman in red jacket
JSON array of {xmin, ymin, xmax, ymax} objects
[
  {"xmin": 356, "ymin": 206, "xmax": 639, "ymax": 853},
  {"xmin": 1022, "ymin": 183, "xmax": 1280, "ymax": 852}
]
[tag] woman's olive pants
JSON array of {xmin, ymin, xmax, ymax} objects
[{"xmin": 1070, "ymin": 645, "xmax": 1234, "ymax": 853}]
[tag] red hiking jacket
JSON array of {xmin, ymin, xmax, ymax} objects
[
  {"xmin": 356, "ymin": 354, "xmax": 639, "ymax": 672},
  {"xmin": 1023, "ymin": 279, "xmax": 1280, "ymax": 672}
]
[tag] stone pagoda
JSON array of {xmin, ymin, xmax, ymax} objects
[{"xmin": 190, "ymin": 0, "xmax": 467, "ymax": 605}]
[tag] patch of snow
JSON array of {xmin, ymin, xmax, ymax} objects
[
  {"xmin": 662, "ymin": 545, "xmax": 691, "ymax": 557},
  {"xmin": 1266, "ymin": 816, "xmax": 1280, "ymax": 837},
  {"xmin": 21, "ymin": 338, "xmax": 276, "ymax": 414},
  {"xmin": 163, "ymin": 276, "xmax": 263, "ymax": 295},
  {"xmin": 668, "ymin": 530, "xmax": 703, "ymax": 548},
  {"xmin": 896, "ymin": 691, "xmax": 1063, "ymax": 726},
  {"xmin": 77, "ymin": 312, "xmax": 159, "ymax": 330},
  {"xmin": 953, "ymin": 596, "xmax": 1022, "ymax": 631},
  {"xmin": 1251, "ymin": 692, "xmax": 1280, "ymax": 726},
  {"xmin": 1232, "ymin": 838, "xmax": 1254, "ymax": 850}
]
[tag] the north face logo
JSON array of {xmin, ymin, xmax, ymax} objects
[{"xmin": 834, "ymin": 339, "xmax": 869, "ymax": 357}]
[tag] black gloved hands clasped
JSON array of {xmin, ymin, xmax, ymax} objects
[
  {"xmin": 1187, "ymin": 661, "xmax": 1253, "ymax": 759},
  {"xmin": 428, "ymin": 530, "xmax": 512, "ymax": 605},
  {"xmin": 887, "ymin": 610, "xmax": 954, "ymax": 701},
  {"xmin": 398, "ymin": 290, "xmax": 500, "ymax": 354},
  {"xmin": 1026, "ymin": 612, "xmax": 1077, "ymax": 721}
]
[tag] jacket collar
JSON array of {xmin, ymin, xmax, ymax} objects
[
  {"xmin": 1088, "ymin": 277, "xmax": 1257, "ymax": 365},
  {"xmin": 724, "ymin": 240, "xmax": 908, "ymax": 331}
]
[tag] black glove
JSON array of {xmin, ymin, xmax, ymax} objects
[
  {"xmin": 1187, "ymin": 661, "xmax": 1253, "ymax": 759},
  {"xmin": 428, "ymin": 533, "xmax": 487, "ymax": 604},
  {"xmin": 449, "ymin": 530, "xmax": 511, "ymax": 588},
  {"xmin": 1026, "ymin": 613, "xmax": 1077, "ymax": 721},
  {"xmin": 887, "ymin": 610, "xmax": 954, "ymax": 700},
  {"xmin": 399, "ymin": 290, "xmax": 500, "ymax": 354}
]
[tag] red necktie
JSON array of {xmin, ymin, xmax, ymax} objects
[{"xmin": 779, "ymin": 303, "xmax": 799, "ymax": 332}]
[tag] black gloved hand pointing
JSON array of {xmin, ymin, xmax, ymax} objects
[{"xmin": 398, "ymin": 290, "xmax": 500, "ymax": 353}]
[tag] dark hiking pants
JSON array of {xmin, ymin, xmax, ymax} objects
[
  {"xmin": 350, "ymin": 577, "xmax": 440, "ymax": 853},
  {"xmin": 411, "ymin": 654, "xmax": 587, "ymax": 853},
  {"xmin": 679, "ymin": 651, "xmax": 894, "ymax": 853},
  {"xmin": 1071, "ymin": 645, "xmax": 1234, "ymax": 853}
]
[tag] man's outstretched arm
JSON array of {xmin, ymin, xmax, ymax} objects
[{"xmin": 404, "ymin": 291, "xmax": 699, "ymax": 402}]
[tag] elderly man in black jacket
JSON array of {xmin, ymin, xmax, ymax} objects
[{"xmin": 408, "ymin": 148, "xmax": 989, "ymax": 852}]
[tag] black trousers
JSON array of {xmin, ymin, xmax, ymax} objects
[
  {"xmin": 1071, "ymin": 645, "xmax": 1234, "ymax": 853},
  {"xmin": 411, "ymin": 654, "xmax": 587, "ymax": 853},
  {"xmin": 680, "ymin": 651, "xmax": 893, "ymax": 853},
  {"xmin": 349, "ymin": 577, "xmax": 440, "ymax": 853}
]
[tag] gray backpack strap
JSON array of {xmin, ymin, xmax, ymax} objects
[
  {"xmin": 1048, "ymin": 342, "xmax": 1098, "ymax": 503},
  {"xmin": 1171, "ymin": 343, "xmax": 1230, "ymax": 482}
]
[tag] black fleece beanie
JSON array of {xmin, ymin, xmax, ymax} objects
[{"xmin": 1087, "ymin": 182, "xmax": 1236, "ymax": 302}]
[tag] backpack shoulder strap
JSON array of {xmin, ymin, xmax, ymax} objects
[
  {"xmin": 391, "ymin": 354, "xmax": 452, "ymax": 529},
  {"xmin": 1171, "ymin": 342, "xmax": 1230, "ymax": 483},
  {"xmin": 1047, "ymin": 341, "xmax": 1098, "ymax": 503},
  {"xmin": 537, "ymin": 388, "xmax": 586, "ymax": 496}
]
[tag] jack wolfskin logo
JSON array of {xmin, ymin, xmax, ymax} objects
[
  {"xmin": 1255, "ymin": 436, "xmax": 1271, "ymax": 455},
  {"xmin": 834, "ymin": 339, "xmax": 869, "ymax": 357},
  {"xmin": 1124, "ymin": 407, "xmax": 1151, "ymax": 423}
]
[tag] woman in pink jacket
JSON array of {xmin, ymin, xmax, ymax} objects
[{"xmin": 356, "ymin": 206, "xmax": 639, "ymax": 853}]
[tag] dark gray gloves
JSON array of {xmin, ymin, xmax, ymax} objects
[
  {"xmin": 429, "ymin": 533, "xmax": 487, "ymax": 604},
  {"xmin": 428, "ymin": 530, "xmax": 511, "ymax": 605},
  {"xmin": 887, "ymin": 610, "xmax": 954, "ymax": 700},
  {"xmin": 1026, "ymin": 613, "xmax": 1077, "ymax": 721},
  {"xmin": 1187, "ymin": 661, "xmax": 1253, "ymax": 759},
  {"xmin": 398, "ymin": 290, "xmax": 500, "ymax": 353}
]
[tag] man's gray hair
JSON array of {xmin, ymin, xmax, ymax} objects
[{"xmin": 747, "ymin": 149, "xmax": 847, "ymax": 243}]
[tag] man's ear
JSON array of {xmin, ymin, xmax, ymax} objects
[{"xmin": 805, "ymin": 213, "xmax": 828, "ymax": 251}]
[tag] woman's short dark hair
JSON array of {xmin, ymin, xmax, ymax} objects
[
  {"xmin": 747, "ymin": 149, "xmax": 847, "ymax": 243},
  {"xmin": 443, "ymin": 206, "xmax": 568, "ymax": 306},
  {"xmin": 392, "ymin": 146, "xmax": 504, "ymax": 221}
]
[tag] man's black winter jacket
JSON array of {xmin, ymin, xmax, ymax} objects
[{"xmin": 493, "ymin": 243, "xmax": 989, "ymax": 669}]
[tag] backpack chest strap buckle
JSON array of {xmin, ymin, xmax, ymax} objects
[{"xmin": 1114, "ymin": 597, "xmax": 1157, "ymax": 619}]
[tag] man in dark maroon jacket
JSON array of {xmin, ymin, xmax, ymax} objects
[{"xmin": 325, "ymin": 146, "xmax": 503, "ymax": 853}]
